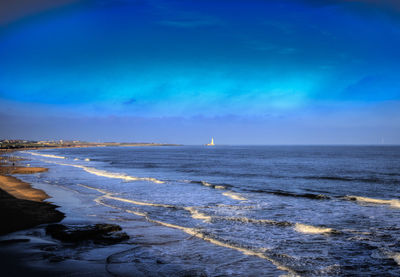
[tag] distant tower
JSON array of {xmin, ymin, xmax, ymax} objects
[{"xmin": 206, "ymin": 137, "xmax": 215, "ymax": 146}]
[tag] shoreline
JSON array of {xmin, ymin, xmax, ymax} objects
[
  {"xmin": 0, "ymin": 147, "xmax": 289, "ymax": 276},
  {"xmin": 0, "ymin": 157, "xmax": 64, "ymax": 235}
]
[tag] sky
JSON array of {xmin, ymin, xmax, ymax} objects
[{"xmin": 0, "ymin": 0, "xmax": 399, "ymax": 144}]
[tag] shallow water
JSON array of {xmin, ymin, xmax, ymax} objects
[{"xmin": 17, "ymin": 146, "xmax": 400, "ymax": 276}]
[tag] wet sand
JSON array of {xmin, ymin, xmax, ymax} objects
[{"xmin": 0, "ymin": 162, "xmax": 64, "ymax": 235}]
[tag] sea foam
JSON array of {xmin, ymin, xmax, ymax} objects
[
  {"xmin": 34, "ymin": 159, "xmax": 164, "ymax": 184},
  {"xmin": 184, "ymin": 207, "xmax": 213, "ymax": 223},
  {"xmin": 294, "ymin": 223, "xmax": 333, "ymax": 234},
  {"xmin": 78, "ymin": 184, "xmax": 297, "ymax": 275},
  {"xmin": 345, "ymin": 196, "xmax": 400, "ymax": 209},
  {"xmin": 389, "ymin": 252, "xmax": 400, "ymax": 266},
  {"xmin": 27, "ymin": 152, "xmax": 66, "ymax": 159},
  {"xmin": 222, "ymin": 191, "xmax": 247, "ymax": 201}
]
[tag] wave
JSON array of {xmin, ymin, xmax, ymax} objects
[
  {"xmin": 248, "ymin": 189, "xmax": 330, "ymax": 200},
  {"xmin": 387, "ymin": 252, "xmax": 400, "ymax": 266},
  {"xmin": 303, "ymin": 175, "xmax": 392, "ymax": 184},
  {"xmin": 344, "ymin": 196, "xmax": 400, "ymax": 209},
  {"xmin": 27, "ymin": 152, "xmax": 66, "ymax": 159},
  {"xmin": 215, "ymin": 185, "xmax": 226, "ymax": 190},
  {"xmin": 188, "ymin": 180, "xmax": 230, "ymax": 190},
  {"xmin": 184, "ymin": 207, "xmax": 213, "ymax": 223},
  {"xmin": 216, "ymin": 204, "xmax": 256, "ymax": 210},
  {"xmin": 143, "ymin": 217, "xmax": 297, "ymax": 275},
  {"xmin": 201, "ymin": 181, "xmax": 213, "ymax": 187},
  {"xmin": 78, "ymin": 184, "xmax": 175, "ymax": 209},
  {"xmin": 78, "ymin": 165, "xmax": 164, "ymax": 184},
  {"xmin": 84, "ymin": 158, "xmax": 90, "ymax": 161},
  {"xmin": 185, "ymin": 207, "xmax": 293, "ymax": 227},
  {"xmin": 79, "ymin": 185, "xmax": 298, "ymax": 275},
  {"xmin": 222, "ymin": 192, "xmax": 247, "ymax": 201},
  {"xmin": 193, "ymin": 212, "xmax": 342, "ymax": 235},
  {"xmin": 294, "ymin": 223, "xmax": 335, "ymax": 235},
  {"xmin": 35, "ymin": 159, "xmax": 165, "ymax": 184},
  {"xmin": 220, "ymin": 216, "xmax": 293, "ymax": 227}
]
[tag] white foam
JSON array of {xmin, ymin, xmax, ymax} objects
[
  {"xmin": 345, "ymin": 195, "xmax": 400, "ymax": 209},
  {"xmin": 223, "ymin": 191, "xmax": 247, "ymax": 201},
  {"xmin": 74, "ymin": 158, "xmax": 79, "ymax": 161},
  {"xmin": 145, "ymin": 219, "xmax": 297, "ymax": 275},
  {"xmin": 201, "ymin": 181, "xmax": 213, "ymax": 187},
  {"xmin": 36, "ymin": 159, "xmax": 164, "ymax": 184},
  {"xmin": 77, "ymin": 183, "xmax": 172, "ymax": 208},
  {"xmin": 185, "ymin": 207, "xmax": 212, "ymax": 223},
  {"xmin": 223, "ymin": 216, "xmax": 286, "ymax": 226},
  {"xmin": 27, "ymin": 152, "xmax": 66, "ymax": 159},
  {"xmin": 77, "ymin": 183, "xmax": 109, "ymax": 194},
  {"xmin": 107, "ymin": 195, "xmax": 175, "ymax": 208},
  {"xmin": 294, "ymin": 223, "xmax": 333, "ymax": 234},
  {"xmin": 84, "ymin": 158, "xmax": 90, "ymax": 161},
  {"xmin": 215, "ymin": 185, "xmax": 226, "ymax": 190},
  {"xmin": 388, "ymin": 252, "xmax": 400, "ymax": 266},
  {"xmin": 77, "ymin": 184, "xmax": 297, "ymax": 276}
]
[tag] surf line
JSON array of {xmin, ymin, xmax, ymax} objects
[
  {"xmin": 78, "ymin": 184, "xmax": 299, "ymax": 276},
  {"xmin": 32, "ymin": 158, "xmax": 164, "ymax": 184},
  {"xmin": 185, "ymin": 207, "xmax": 337, "ymax": 235},
  {"xmin": 344, "ymin": 195, "xmax": 400, "ymax": 209},
  {"xmin": 184, "ymin": 180, "xmax": 248, "ymax": 202},
  {"xmin": 26, "ymin": 152, "xmax": 66, "ymax": 159},
  {"xmin": 77, "ymin": 184, "xmax": 174, "ymax": 209}
]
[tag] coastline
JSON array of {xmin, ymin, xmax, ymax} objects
[
  {"xmin": 0, "ymin": 159, "xmax": 64, "ymax": 235},
  {"xmin": 0, "ymin": 147, "xmax": 289, "ymax": 276}
]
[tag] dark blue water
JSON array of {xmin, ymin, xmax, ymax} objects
[{"xmin": 19, "ymin": 146, "xmax": 400, "ymax": 276}]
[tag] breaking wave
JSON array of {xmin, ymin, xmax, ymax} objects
[
  {"xmin": 78, "ymin": 185, "xmax": 298, "ymax": 275},
  {"xmin": 27, "ymin": 152, "xmax": 66, "ymax": 159},
  {"xmin": 345, "ymin": 196, "xmax": 400, "ymax": 209},
  {"xmin": 218, "ymin": 216, "xmax": 293, "ymax": 227},
  {"xmin": 387, "ymin": 252, "xmax": 400, "ymax": 266},
  {"xmin": 188, "ymin": 180, "xmax": 230, "ymax": 190},
  {"xmin": 34, "ymin": 159, "xmax": 164, "ymax": 184},
  {"xmin": 186, "ymin": 209, "xmax": 335, "ymax": 236},
  {"xmin": 222, "ymin": 191, "xmax": 247, "ymax": 201},
  {"xmin": 294, "ymin": 223, "xmax": 335, "ymax": 235},
  {"xmin": 247, "ymin": 189, "xmax": 330, "ymax": 200},
  {"xmin": 78, "ymin": 184, "xmax": 176, "ymax": 209}
]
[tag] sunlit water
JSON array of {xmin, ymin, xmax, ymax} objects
[{"xmin": 16, "ymin": 146, "xmax": 400, "ymax": 276}]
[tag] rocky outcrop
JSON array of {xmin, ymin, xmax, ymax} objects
[{"xmin": 45, "ymin": 223, "xmax": 129, "ymax": 245}]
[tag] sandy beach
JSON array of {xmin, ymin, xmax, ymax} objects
[
  {"xmin": 0, "ymin": 161, "xmax": 64, "ymax": 235},
  {"xmin": 0, "ymin": 151, "xmax": 238, "ymax": 276},
  {"xmin": 0, "ymin": 149, "xmax": 289, "ymax": 276}
]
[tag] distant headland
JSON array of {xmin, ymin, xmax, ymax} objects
[{"xmin": 0, "ymin": 140, "xmax": 182, "ymax": 150}]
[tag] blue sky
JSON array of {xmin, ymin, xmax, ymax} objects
[{"xmin": 0, "ymin": 0, "xmax": 399, "ymax": 144}]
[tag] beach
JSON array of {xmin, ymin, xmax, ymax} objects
[
  {"xmin": 1, "ymin": 146, "xmax": 399, "ymax": 276},
  {"xmin": 0, "ymin": 149, "xmax": 284, "ymax": 276}
]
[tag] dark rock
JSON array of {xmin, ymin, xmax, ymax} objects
[{"xmin": 46, "ymin": 223, "xmax": 129, "ymax": 245}]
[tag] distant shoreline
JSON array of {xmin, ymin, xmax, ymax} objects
[{"xmin": 0, "ymin": 142, "xmax": 183, "ymax": 151}]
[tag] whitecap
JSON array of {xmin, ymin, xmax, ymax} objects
[
  {"xmin": 345, "ymin": 195, "xmax": 400, "ymax": 209},
  {"xmin": 222, "ymin": 191, "xmax": 247, "ymax": 201},
  {"xmin": 294, "ymin": 223, "xmax": 333, "ymax": 234},
  {"xmin": 27, "ymin": 152, "xmax": 66, "ymax": 159}
]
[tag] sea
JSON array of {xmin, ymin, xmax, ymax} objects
[{"xmin": 15, "ymin": 146, "xmax": 400, "ymax": 276}]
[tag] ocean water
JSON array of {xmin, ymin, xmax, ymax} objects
[{"xmin": 17, "ymin": 146, "xmax": 400, "ymax": 276}]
